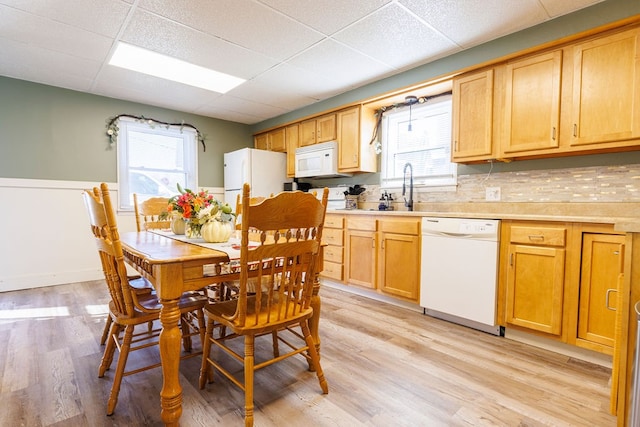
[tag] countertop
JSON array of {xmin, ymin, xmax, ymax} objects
[{"xmin": 328, "ymin": 201, "xmax": 640, "ymax": 232}]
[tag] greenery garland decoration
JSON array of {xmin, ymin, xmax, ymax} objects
[{"xmin": 105, "ymin": 114, "xmax": 207, "ymax": 151}]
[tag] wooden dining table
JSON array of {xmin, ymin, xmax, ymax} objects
[{"xmin": 119, "ymin": 231, "xmax": 324, "ymax": 426}]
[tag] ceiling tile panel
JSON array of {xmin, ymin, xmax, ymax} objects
[
  {"xmin": 0, "ymin": 0, "xmax": 132, "ymax": 38},
  {"xmin": 287, "ymin": 39, "xmax": 394, "ymax": 91},
  {"xmin": 539, "ymin": 0, "xmax": 605, "ymax": 17},
  {"xmin": 0, "ymin": 5, "xmax": 114, "ymax": 62},
  {"xmin": 121, "ymin": 9, "xmax": 278, "ymax": 80},
  {"xmin": 0, "ymin": 38, "xmax": 99, "ymax": 90},
  {"xmin": 138, "ymin": 0, "xmax": 325, "ymax": 61},
  {"xmin": 400, "ymin": 0, "xmax": 548, "ymax": 48},
  {"xmin": 258, "ymin": 0, "xmax": 392, "ymax": 35},
  {"xmin": 238, "ymin": 62, "xmax": 344, "ymax": 100},
  {"xmin": 334, "ymin": 3, "xmax": 459, "ymax": 70}
]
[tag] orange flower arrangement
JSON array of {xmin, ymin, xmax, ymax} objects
[{"xmin": 166, "ymin": 185, "xmax": 214, "ymax": 220}]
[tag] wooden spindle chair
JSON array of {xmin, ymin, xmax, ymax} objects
[
  {"xmin": 199, "ymin": 183, "xmax": 329, "ymax": 426},
  {"xmin": 83, "ymin": 183, "xmax": 208, "ymax": 416}
]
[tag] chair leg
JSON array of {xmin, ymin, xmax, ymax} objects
[
  {"xmin": 181, "ymin": 314, "xmax": 193, "ymax": 352},
  {"xmin": 199, "ymin": 317, "xmax": 215, "ymax": 389},
  {"xmin": 271, "ymin": 330, "xmax": 279, "ymax": 358},
  {"xmin": 300, "ymin": 321, "xmax": 328, "ymax": 394},
  {"xmin": 196, "ymin": 308, "xmax": 206, "ymax": 348},
  {"xmin": 244, "ymin": 335, "xmax": 255, "ymax": 427},
  {"xmin": 99, "ymin": 322, "xmax": 121, "ymax": 377},
  {"xmin": 100, "ymin": 315, "xmax": 112, "ymax": 345},
  {"xmin": 107, "ymin": 324, "xmax": 135, "ymax": 416}
]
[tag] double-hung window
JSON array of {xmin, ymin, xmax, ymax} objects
[
  {"xmin": 117, "ymin": 117, "xmax": 197, "ymax": 210},
  {"xmin": 380, "ymin": 94, "xmax": 456, "ymax": 189}
]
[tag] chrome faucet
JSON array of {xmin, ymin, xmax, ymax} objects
[{"xmin": 402, "ymin": 162, "xmax": 413, "ymax": 211}]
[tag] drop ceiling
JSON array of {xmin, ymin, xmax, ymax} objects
[{"xmin": 0, "ymin": 0, "xmax": 604, "ymax": 125}]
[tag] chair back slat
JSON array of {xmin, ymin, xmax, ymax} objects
[
  {"xmin": 230, "ymin": 184, "xmax": 328, "ymax": 329},
  {"xmin": 83, "ymin": 184, "xmax": 137, "ymax": 318}
]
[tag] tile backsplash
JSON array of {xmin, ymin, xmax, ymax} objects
[{"xmin": 359, "ymin": 163, "xmax": 640, "ymax": 204}]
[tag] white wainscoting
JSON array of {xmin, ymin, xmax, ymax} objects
[{"xmin": 0, "ymin": 178, "xmax": 223, "ymax": 293}]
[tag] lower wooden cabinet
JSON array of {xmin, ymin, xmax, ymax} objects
[
  {"xmin": 341, "ymin": 215, "xmax": 420, "ymax": 303},
  {"xmin": 576, "ymin": 232, "xmax": 625, "ymax": 353},
  {"xmin": 378, "ymin": 218, "xmax": 420, "ymax": 301},
  {"xmin": 504, "ymin": 223, "xmax": 567, "ymax": 336},
  {"xmin": 344, "ymin": 217, "xmax": 377, "ymax": 289},
  {"xmin": 500, "ymin": 220, "xmax": 626, "ymax": 355}
]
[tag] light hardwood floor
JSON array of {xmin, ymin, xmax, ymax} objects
[{"xmin": 0, "ymin": 280, "xmax": 615, "ymax": 426}]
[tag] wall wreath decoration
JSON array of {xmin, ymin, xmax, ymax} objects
[{"xmin": 105, "ymin": 114, "xmax": 207, "ymax": 151}]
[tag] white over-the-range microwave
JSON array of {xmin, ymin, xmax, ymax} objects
[{"xmin": 294, "ymin": 141, "xmax": 352, "ymax": 178}]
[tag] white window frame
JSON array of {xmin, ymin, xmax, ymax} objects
[
  {"xmin": 380, "ymin": 94, "xmax": 457, "ymax": 190},
  {"xmin": 116, "ymin": 117, "xmax": 198, "ymax": 211}
]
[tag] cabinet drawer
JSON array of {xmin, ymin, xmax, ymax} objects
[
  {"xmin": 323, "ymin": 228, "xmax": 344, "ymax": 246},
  {"xmin": 510, "ymin": 226, "xmax": 566, "ymax": 246},
  {"xmin": 324, "ymin": 214, "xmax": 344, "ymax": 228},
  {"xmin": 379, "ymin": 218, "xmax": 420, "ymax": 235},
  {"xmin": 346, "ymin": 216, "xmax": 376, "ymax": 231},
  {"xmin": 324, "ymin": 245, "xmax": 343, "ymax": 263},
  {"xmin": 321, "ymin": 261, "xmax": 343, "ymax": 280}
]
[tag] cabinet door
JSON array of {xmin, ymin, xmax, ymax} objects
[
  {"xmin": 337, "ymin": 106, "xmax": 360, "ymax": 170},
  {"xmin": 299, "ymin": 119, "xmax": 316, "ymax": 146},
  {"xmin": 452, "ymin": 69, "xmax": 494, "ymax": 161},
  {"xmin": 345, "ymin": 230, "xmax": 376, "ymax": 289},
  {"xmin": 577, "ymin": 233, "xmax": 625, "ymax": 350},
  {"xmin": 503, "ymin": 51, "xmax": 562, "ymax": 154},
  {"xmin": 506, "ymin": 244, "xmax": 565, "ymax": 335},
  {"xmin": 269, "ymin": 128, "xmax": 286, "ymax": 152},
  {"xmin": 285, "ymin": 124, "xmax": 299, "ymax": 177},
  {"xmin": 379, "ymin": 232, "xmax": 419, "ymax": 301},
  {"xmin": 316, "ymin": 114, "xmax": 336, "ymax": 143},
  {"xmin": 255, "ymin": 133, "xmax": 268, "ymax": 150},
  {"xmin": 570, "ymin": 28, "xmax": 640, "ymax": 147}
]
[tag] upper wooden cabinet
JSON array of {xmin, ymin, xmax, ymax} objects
[
  {"xmin": 569, "ymin": 27, "xmax": 640, "ymax": 148},
  {"xmin": 337, "ymin": 106, "xmax": 377, "ymax": 173},
  {"xmin": 254, "ymin": 128, "xmax": 286, "ymax": 152},
  {"xmin": 502, "ymin": 50, "xmax": 562, "ymax": 155},
  {"xmin": 453, "ymin": 25, "xmax": 640, "ymax": 163},
  {"xmin": 299, "ymin": 113, "xmax": 336, "ymax": 147},
  {"xmin": 452, "ymin": 69, "xmax": 495, "ymax": 162}
]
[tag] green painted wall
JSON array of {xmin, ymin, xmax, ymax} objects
[{"xmin": 0, "ymin": 77, "xmax": 253, "ymax": 186}]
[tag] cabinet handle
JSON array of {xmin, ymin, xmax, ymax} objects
[
  {"xmin": 509, "ymin": 252, "xmax": 514, "ymax": 266},
  {"xmin": 573, "ymin": 124, "xmax": 577, "ymax": 137},
  {"xmin": 552, "ymin": 127, "xmax": 556, "ymax": 141},
  {"xmin": 605, "ymin": 288, "xmax": 617, "ymax": 311},
  {"xmin": 454, "ymin": 140, "xmax": 458, "ymax": 151},
  {"xmin": 528, "ymin": 235, "xmax": 544, "ymax": 241}
]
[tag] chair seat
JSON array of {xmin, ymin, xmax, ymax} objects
[{"xmin": 204, "ymin": 296, "xmax": 312, "ymax": 335}]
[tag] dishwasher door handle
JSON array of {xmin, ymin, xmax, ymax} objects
[{"xmin": 424, "ymin": 231, "xmax": 473, "ymax": 238}]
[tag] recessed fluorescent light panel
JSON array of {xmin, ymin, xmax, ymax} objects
[{"xmin": 109, "ymin": 42, "xmax": 245, "ymax": 93}]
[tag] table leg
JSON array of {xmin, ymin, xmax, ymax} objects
[{"xmin": 159, "ymin": 297, "xmax": 183, "ymax": 426}]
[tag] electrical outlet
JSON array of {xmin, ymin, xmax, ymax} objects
[{"xmin": 486, "ymin": 187, "xmax": 501, "ymax": 201}]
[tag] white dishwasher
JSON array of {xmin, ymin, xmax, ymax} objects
[{"xmin": 420, "ymin": 217, "xmax": 502, "ymax": 335}]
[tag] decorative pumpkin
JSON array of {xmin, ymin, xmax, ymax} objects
[
  {"xmin": 170, "ymin": 214, "xmax": 185, "ymax": 235},
  {"xmin": 202, "ymin": 220, "xmax": 233, "ymax": 243}
]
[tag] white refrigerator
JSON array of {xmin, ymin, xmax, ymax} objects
[{"xmin": 223, "ymin": 148, "xmax": 292, "ymax": 204}]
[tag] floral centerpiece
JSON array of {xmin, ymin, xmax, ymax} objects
[{"xmin": 164, "ymin": 184, "xmax": 234, "ymax": 240}]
